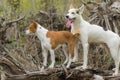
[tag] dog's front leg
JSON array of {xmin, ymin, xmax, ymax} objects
[
  {"xmin": 76, "ymin": 33, "xmax": 89, "ymax": 69},
  {"xmin": 41, "ymin": 47, "xmax": 48, "ymax": 71},
  {"xmin": 62, "ymin": 44, "xmax": 69, "ymax": 65},
  {"xmin": 82, "ymin": 42, "xmax": 89, "ymax": 69},
  {"xmin": 66, "ymin": 54, "xmax": 72, "ymax": 68},
  {"xmin": 80, "ymin": 35, "xmax": 89, "ymax": 69},
  {"xmin": 48, "ymin": 50, "xmax": 55, "ymax": 68}
]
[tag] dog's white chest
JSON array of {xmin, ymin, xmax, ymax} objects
[
  {"xmin": 42, "ymin": 38, "xmax": 51, "ymax": 49},
  {"xmin": 36, "ymin": 32, "xmax": 51, "ymax": 49}
]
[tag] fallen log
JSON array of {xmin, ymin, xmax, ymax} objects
[
  {"xmin": 1, "ymin": 55, "xmax": 120, "ymax": 80},
  {"xmin": 0, "ymin": 56, "xmax": 26, "ymax": 75},
  {"xmin": 2, "ymin": 67, "xmax": 120, "ymax": 80}
]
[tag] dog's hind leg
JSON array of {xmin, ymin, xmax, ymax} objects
[
  {"xmin": 62, "ymin": 44, "xmax": 69, "ymax": 65},
  {"xmin": 72, "ymin": 43, "xmax": 79, "ymax": 62},
  {"xmin": 66, "ymin": 40, "xmax": 75, "ymax": 68},
  {"xmin": 48, "ymin": 50, "xmax": 55, "ymax": 68},
  {"xmin": 114, "ymin": 58, "xmax": 119, "ymax": 76},
  {"xmin": 109, "ymin": 46, "xmax": 119, "ymax": 76},
  {"xmin": 66, "ymin": 53, "xmax": 72, "ymax": 68}
]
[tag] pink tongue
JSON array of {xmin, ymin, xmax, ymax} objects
[{"xmin": 66, "ymin": 20, "xmax": 73, "ymax": 28}]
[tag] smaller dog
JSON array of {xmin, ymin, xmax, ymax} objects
[{"xmin": 25, "ymin": 21, "xmax": 79, "ymax": 70}]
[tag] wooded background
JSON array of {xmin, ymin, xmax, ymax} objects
[{"xmin": 0, "ymin": 0, "xmax": 120, "ymax": 80}]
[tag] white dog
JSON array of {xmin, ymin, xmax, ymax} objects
[{"xmin": 66, "ymin": 5, "xmax": 120, "ymax": 76}]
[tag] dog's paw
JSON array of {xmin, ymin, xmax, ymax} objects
[
  {"xmin": 93, "ymin": 74, "xmax": 104, "ymax": 80},
  {"xmin": 40, "ymin": 67, "xmax": 45, "ymax": 72},
  {"xmin": 75, "ymin": 65, "xmax": 87, "ymax": 70},
  {"xmin": 66, "ymin": 65, "xmax": 70, "ymax": 69},
  {"xmin": 66, "ymin": 63, "xmax": 70, "ymax": 68},
  {"xmin": 82, "ymin": 65, "xmax": 88, "ymax": 69},
  {"xmin": 112, "ymin": 68, "xmax": 116, "ymax": 71},
  {"xmin": 75, "ymin": 66, "xmax": 83, "ymax": 70},
  {"xmin": 72, "ymin": 58, "xmax": 78, "ymax": 62},
  {"xmin": 112, "ymin": 72, "xmax": 118, "ymax": 76},
  {"xmin": 63, "ymin": 60, "xmax": 68, "ymax": 65},
  {"xmin": 48, "ymin": 65, "xmax": 54, "ymax": 69}
]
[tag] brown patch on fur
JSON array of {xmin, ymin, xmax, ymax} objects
[
  {"xmin": 46, "ymin": 31, "xmax": 79, "ymax": 57},
  {"xmin": 28, "ymin": 21, "xmax": 37, "ymax": 33},
  {"xmin": 73, "ymin": 30, "xmax": 80, "ymax": 35}
]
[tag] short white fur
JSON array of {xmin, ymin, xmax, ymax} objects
[{"xmin": 66, "ymin": 4, "xmax": 120, "ymax": 76}]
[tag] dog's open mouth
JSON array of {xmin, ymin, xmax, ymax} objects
[{"xmin": 66, "ymin": 18, "xmax": 75, "ymax": 28}]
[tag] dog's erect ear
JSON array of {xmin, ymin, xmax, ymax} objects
[
  {"xmin": 69, "ymin": 3, "xmax": 74, "ymax": 9},
  {"xmin": 32, "ymin": 20, "xmax": 37, "ymax": 25},
  {"xmin": 69, "ymin": 0, "xmax": 74, "ymax": 9},
  {"xmin": 32, "ymin": 20, "xmax": 37, "ymax": 28},
  {"xmin": 79, "ymin": 4, "xmax": 84, "ymax": 14},
  {"xmin": 32, "ymin": 20, "xmax": 37, "ymax": 24}
]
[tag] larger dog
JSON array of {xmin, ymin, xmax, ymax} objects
[
  {"xmin": 25, "ymin": 21, "xmax": 79, "ymax": 70},
  {"xmin": 66, "ymin": 5, "xmax": 120, "ymax": 76}
]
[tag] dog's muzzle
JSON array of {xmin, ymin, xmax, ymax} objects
[
  {"xmin": 66, "ymin": 15, "xmax": 69, "ymax": 19},
  {"xmin": 25, "ymin": 30, "xmax": 30, "ymax": 35}
]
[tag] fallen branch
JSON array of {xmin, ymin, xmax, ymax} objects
[
  {"xmin": 0, "ymin": 56, "xmax": 26, "ymax": 75},
  {"xmin": 2, "ymin": 15, "xmax": 25, "ymax": 27},
  {"xmin": 0, "ymin": 56, "xmax": 119, "ymax": 80},
  {"xmin": 6, "ymin": 71, "xmax": 48, "ymax": 80}
]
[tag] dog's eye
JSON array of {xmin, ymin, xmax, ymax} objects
[
  {"xmin": 76, "ymin": 11, "xmax": 79, "ymax": 14},
  {"xmin": 71, "ymin": 12, "xmax": 75, "ymax": 14}
]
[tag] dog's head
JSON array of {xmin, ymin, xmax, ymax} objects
[
  {"xmin": 25, "ymin": 21, "xmax": 39, "ymax": 34},
  {"xmin": 66, "ymin": 5, "xmax": 84, "ymax": 28}
]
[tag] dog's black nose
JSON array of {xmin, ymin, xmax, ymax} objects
[{"xmin": 66, "ymin": 15, "xmax": 69, "ymax": 18}]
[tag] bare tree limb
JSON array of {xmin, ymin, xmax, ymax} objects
[
  {"xmin": 2, "ymin": 15, "xmax": 25, "ymax": 27},
  {"xmin": 6, "ymin": 71, "xmax": 48, "ymax": 80},
  {"xmin": 0, "ymin": 56, "xmax": 26, "ymax": 75}
]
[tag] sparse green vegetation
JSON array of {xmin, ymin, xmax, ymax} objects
[{"xmin": 0, "ymin": 0, "xmax": 120, "ymax": 80}]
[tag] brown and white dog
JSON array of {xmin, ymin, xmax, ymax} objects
[{"xmin": 25, "ymin": 21, "xmax": 80, "ymax": 70}]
